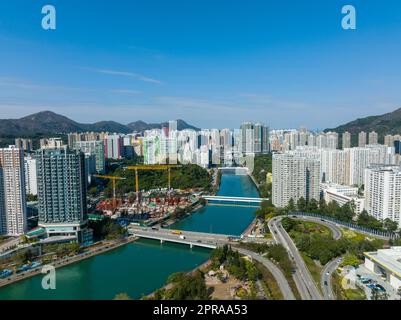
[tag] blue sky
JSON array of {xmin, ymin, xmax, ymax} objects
[{"xmin": 0, "ymin": 0, "xmax": 401, "ymax": 129}]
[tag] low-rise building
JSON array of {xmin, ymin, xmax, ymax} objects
[
  {"xmin": 364, "ymin": 247, "xmax": 401, "ymax": 290},
  {"xmin": 322, "ymin": 183, "xmax": 364, "ymax": 213}
]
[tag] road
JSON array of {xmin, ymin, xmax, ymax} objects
[
  {"xmin": 234, "ymin": 247, "xmax": 296, "ymax": 300},
  {"xmin": 290, "ymin": 215, "xmax": 343, "ymax": 300},
  {"xmin": 129, "ymin": 226, "xmax": 296, "ymax": 300},
  {"xmin": 0, "ymin": 237, "xmax": 21, "ymax": 254},
  {"xmin": 291, "ymin": 215, "xmax": 342, "ymax": 240},
  {"xmin": 269, "ymin": 217, "xmax": 323, "ymax": 300},
  {"xmin": 321, "ymin": 257, "xmax": 343, "ymax": 300}
]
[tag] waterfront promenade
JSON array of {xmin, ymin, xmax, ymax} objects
[{"xmin": 0, "ymin": 236, "xmax": 138, "ymax": 289}]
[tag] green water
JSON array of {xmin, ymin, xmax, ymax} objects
[{"xmin": 0, "ymin": 173, "xmax": 258, "ymax": 300}]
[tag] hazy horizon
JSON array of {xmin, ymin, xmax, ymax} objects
[{"xmin": 1, "ymin": 1, "xmax": 401, "ymax": 129}]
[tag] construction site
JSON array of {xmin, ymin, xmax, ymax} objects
[{"xmin": 92, "ymin": 165, "xmax": 202, "ymax": 225}]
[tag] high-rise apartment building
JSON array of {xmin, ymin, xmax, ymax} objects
[
  {"xmin": 272, "ymin": 153, "xmax": 321, "ymax": 208},
  {"xmin": 358, "ymin": 131, "xmax": 367, "ymax": 147},
  {"xmin": 40, "ymin": 138, "xmax": 65, "ymax": 149},
  {"xmin": 349, "ymin": 147, "xmax": 371, "ymax": 186},
  {"xmin": 0, "ymin": 146, "xmax": 27, "ymax": 236},
  {"xmin": 73, "ymin": 140, "xmax": 105, "ymax": 174},
  {"xmin": 254, "ymin": 123, "xmax": 269, "ymax": 154},
  {"xmin": 369, "ymin": 131, "xmax": 379, "ymax": 145},
  {"xmin": 241, "ymin": 122, "xmax": 255, "ymax": 155},
  {"xmin": 104, "ymin": 134, "xmax": 123, "ymax": 160},
  {"xmin": 364, "ymin": 165, "xmax": 401, "ymax": 227},
  {"xmin": 36, "ymin": 147, "xmax": 89, "ymax": 242},
  {"xmin": 15, "ymin": 138, "xmax": 33, "ymax": 153},
  {"xmin": 326, "ymin": 132, "xmax": 339, "ymax": 149},
  {"xmin": 240, "ymin": 122, "xmax": 269, "ymax": 155},
  {"xmin": 24, "ymin": 155, "xmax": 38, "ymax": 196},
  {"xmin": 342, "ymin": 132, "xmax": 351, "ymax": 149},
  {"xmin": 68, "ymin": 132, "xmax": 108, "ymax": 148}
]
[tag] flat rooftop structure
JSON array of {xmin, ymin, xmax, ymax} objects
[{"xmin": 364, "ymin": 246, "xmax": 401, "ymax": 278}]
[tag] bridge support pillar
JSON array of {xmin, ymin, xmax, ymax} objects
[
  {"xmin": 190, "ymin": 243, "xmax": 193, "ymax": 249},
  {"xmin": 160, "ymin": 239, "xmax": 164, "ymax": 244}
]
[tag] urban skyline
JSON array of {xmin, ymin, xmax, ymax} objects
[
  {"xmin": 1, "ymin": 1, "xmax": 401, "ymax": 129},
  {"xmin": 1, "ymin": 1, "xmax": 401, "ymax": 303}
]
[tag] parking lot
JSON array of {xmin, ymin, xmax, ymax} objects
[{"xmin": 356, "ymin": 265, "xmax": 400, "ymax": 300}]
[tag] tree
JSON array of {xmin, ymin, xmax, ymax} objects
[
  {"xmin": 371, "ymin": 289, "xmax": 389, "ymax": 300},
  {"xmin": 384, "ymin": 218, "xmax": 398, "ymax": 232},
  {"xmin": 114, "ymin": 293, "xmax": 132, "ymax": 300},
  {"xmin": 341, "ymin": 254, "xmax": 360, "ymax": 268},
  {"xmin": 286, "ymin": 199, "xmax": 296, "ymax": 213},
  {"xmin": 296, "ymin": 197, "xmax": 307, "ymax": 212},
  {"xmin": 88, "ymin": 186, "xmax": 98, "ymax": 197},
  {"xmin": 26, "ymin": 194, "xmax": 38, "ymax": 202},
  {"xmin": 307, "ymin": 199, "xmax": 319, "ymax": 213},
  {"xmin": 167, "ymin": 270, "xmax": 210, "ymax": 300}
]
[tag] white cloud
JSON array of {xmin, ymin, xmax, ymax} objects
[
  {"xmin": 84, "ymin": 68, "xmax": 163, "ymax": 84},
  {"xmin": 110, "ymin": 89, "xmax": 141, "ymax": 95}
]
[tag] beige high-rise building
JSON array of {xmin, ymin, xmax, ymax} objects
[
  {"xmin": 384, "ymin": 135, "xmax": 394, "ymax": 147},
  {"xmin": 0, "ymin": 146, "xmax": 27, "ymax": 236},
  {"xmin": 15, "ymin": 138, "xmax": 33, "ymax": 153},
  {"xmin": 368, "ymin": 131, "xmax": 378, "ymax": 145},
  {"xmin": 364, "ymin": 165, "xmax": 401, "ymax": 227},
  {"xmin": 358, "ymin": 131, "xmax": 367, "ymax": 147},
  {"xmin": 326, "ymin": 132, "xmax": 339, "ymax": 150},
  {"xmin": 342, "ymin": 132, "xmax": 351, "ymax": 149},
  {"xmin": 320, "ymin": 149, "xmax": 349, "ymax": 185},
  {"xmin": 272, "ymin": 153, "xmax": 321, "ymax": 208}
]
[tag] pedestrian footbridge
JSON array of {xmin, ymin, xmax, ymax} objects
[{"xmin": 203, "ymin": 195, "xmax": 269, "ymax": 204}]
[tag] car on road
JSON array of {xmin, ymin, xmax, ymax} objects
[
  {"xmin": 325, "ymin": 272, "xmax": 330, "ymax": 276},
  {"xmin": 324, "ymin": 281, "xmax": 328, "ymax": 286},
  {"xmin": 375, "ymin": 284, "xmax": 386, "ymax": 292},
  {"xmin": 367, "ymin": 284, "xmax": 376, "ymax": 289},
  {"xmin": 151, "ymin": 227, "xmax": 159, "ymax": 231}
]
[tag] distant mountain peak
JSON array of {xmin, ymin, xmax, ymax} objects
[
  {"xmin": 325, "ymin": 106, "xmax": 401, "ymax": 144},
  {"xmin": 0, "ymin": 111, "xmax": 200, "ymax": 138}
]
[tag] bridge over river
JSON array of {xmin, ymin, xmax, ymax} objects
[{"xmin": 128, "ymin": 227, "xmax": 241, "ymax": 249}]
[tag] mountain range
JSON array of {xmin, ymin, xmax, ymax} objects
[
  {"xmin": 0, "ymin": 111, "xmax": 200, "ymax": 137},
  {"xmin": 325, "ymin": 107, "xmax": 401, "ymax": 143},
  {"xmin": 2, "ymin": 107, "xmax": 401, "ymax": 143}
]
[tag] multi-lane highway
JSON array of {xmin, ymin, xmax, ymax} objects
[
  {"xmin": 129, "ymin": 226, "xmax": 296, "ymax": 300},
  {"xmin": 131, "ymin": 214, "xmax": 347, "ymax": 301},
  {"xmin": 292, "ymin": 215, "xmax": 343, "ymax": 300},
  {"xmin": 290, "ymin": 215, "xmax": 344, "ymax": 300},
  {"xmin": 269, "ymin": 216, "xmax": 324, "ymax": 300},
  {"xmin": 235, "ymin": 247, "xmax": 296, "ymax": 300},
  {"xmin": 291, "ymin": 215, "xmax": 342, "ymax": 240}
]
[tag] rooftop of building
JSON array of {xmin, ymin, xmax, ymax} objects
[
  {"xmin": 366, "ymin": 164, "xmax": 401, "ymax": 172},
  {"xmin": 365, "ymin": 246, "xmax": 401, "ymax": 278}
]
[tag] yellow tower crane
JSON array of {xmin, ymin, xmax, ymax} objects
[
  {"xmin": 93, "ymin": 174, "xmax": 126, "ymax": 209},
  {"xmin": 125, "ymin": 165, "xmax": 182, "ymax": 199}
]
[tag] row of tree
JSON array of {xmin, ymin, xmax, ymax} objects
[
  {"xmin": 282, "ymin": 217, "xmax": 385, "ymax": 265},
  {"xmin": 102, "ymin": 164, "xmax": 212, "ymax": 197},
  {"xmin": 255, "ymin": 197, "xmax": 399, "ymax": 233}
]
